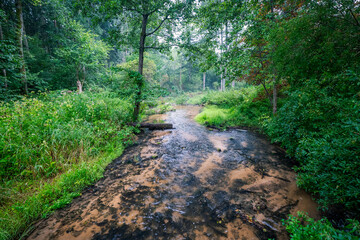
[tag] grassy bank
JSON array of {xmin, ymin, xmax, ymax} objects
[
  {"xmin": 172, "ymin": 86, "xmax": 272, "ymax": 129},
  {"xmin": 0, "ymin": 90, "xmax": 137, "ymax": 240},
  {"xmin": 177, "ymin": 80, "xmax": 360, "ymax": 238}
]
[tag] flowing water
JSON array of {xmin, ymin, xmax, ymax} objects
[{"xmin": 28, "ymin": 106, "xmax": 319, "ymax": 240}]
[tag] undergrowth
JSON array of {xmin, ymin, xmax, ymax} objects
[
  {"xmin": 143, "ymin": 98, "xmax": 175, "ymax": 115},
  {"xmin": 189, "ymin": 86, "xmax": 272, "ymax": 129},
  {"xmin": 0, "ymin": 90, "xmax": 137, "ymax": 240}
]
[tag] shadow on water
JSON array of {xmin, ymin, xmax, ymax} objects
[{"xmin": 28, "ymin": 105, "xmax": 320, "ymax": 240}]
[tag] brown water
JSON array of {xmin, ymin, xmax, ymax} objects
[{"xmin": 28, "ymin": 106, "xmax": 319, "ymax": 240}]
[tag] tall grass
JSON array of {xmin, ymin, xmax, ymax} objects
[
  {"xmin": 0, "ymin": 91, "xmax": 133, "ymax": 180},
  {"xmin": 0, "ymin": 90, "xmax": 136, "ymax": 240},
  {"xmin": 195, "ymin": 106, "xmax": 231, "ymax": 127}
]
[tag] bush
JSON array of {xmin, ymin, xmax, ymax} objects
[
  {"xmin": 174, "ymin": 94, "xmax": 189, "ymax": 105},
  {"xmin": 265, "ymin": 75, "xmax": 360, "ymax": 210},
  {"xmin": 284, "ymin": 212, "xmax": 360, "ymax": 240},
  {"xmin": 192, "ymin": 86, "xmax": 272, "ymax": 128},
  {"xmin": 185, "ymin": 87, "xmax": 257, "ymax": 107}
]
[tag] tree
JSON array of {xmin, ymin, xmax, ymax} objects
[
  {"xmin": 77, "ymin": 0, "xmax": 193, "ymax": 121},
  {"xmin": 56, "ymin": 20, "xmax": 110, "ymax": 93}
]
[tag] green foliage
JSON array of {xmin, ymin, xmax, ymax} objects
[
  {"xmin": 284, "ymin": 212, "xmax": 360, "ymax": 240},
  {"xmin": 0, "ymin": 9, "xmax": 21, "ymax": 99},
  {"xmin": 189, "ymin": 86, "xmax": 271, "ymax": 128},
  {"xmin": 144, "ymin": 100, "xmax": 174, "ymax": 115},
  {"xmin": 0, "ymin": 90, "xmax": 134, "ymax": 181},
  {"xmin": 173, "ymin": 94, "xmax": 190, "ymax": 105},
  {"xmin": 0, "ymin": 146, "xmax": 124, "ymax": 240},
  {"xmin": 120, "ymin": 54, "xmax": 157, "ymax": 82},
  {"xmin": 0, "ymin": 90, "xmax": 136, "ymax": 240},
  {"xmin": 54, "ymin": 19, "xmax": 110, "ymax": 87},
  {"xmin": 265, "ymin": 73, "xmax": 360, "ymax": 210},
  {"xmin": 270, "ymin": 1, "xmax": 360, "ymax": 85},
  {"xmin": 191, "ymin": 88, "xmax": 256, "ymax": 107},
  {"xmin": 1, "ymin": 0, "xmax": 110, "ymax": 97}
]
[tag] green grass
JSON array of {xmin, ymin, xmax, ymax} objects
[
  {"xmin": 191, "ymin": 86, "xmax": 272, "ymax": 129},
  {"xmin": 195, "ymin": 106, "xmax": 231, "ymax": 127},
  {"xmin": 0, "ymin": 90, "xmax": 137, "ymax": 240}
]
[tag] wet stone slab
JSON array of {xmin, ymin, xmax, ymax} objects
[{"xmin": 27, "ymin": 105, "xmax": 319, "ymax": 240}]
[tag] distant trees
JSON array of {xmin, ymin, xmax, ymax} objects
[
  {"xmin": 0, "ymin": 0, "xmax": 111, "ymax": 99},
  {"xmin": 193, "ymin": 0, "xmax": 359, "ymax": 114}
]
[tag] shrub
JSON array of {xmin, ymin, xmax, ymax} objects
[
  {"xmin": 284, "ymin": 212, "xmax": 360, "ymax": 240},
  {"xmin": 174, "ymin": 94, "xmax": 189, "ymax": 105},
  {"xmin": 265, "ymin": 74, "xmax": 360, "ymax": 210},
  {"xmin": 192, "ymin": 86, "xmax": 272, "ymax": 128}
]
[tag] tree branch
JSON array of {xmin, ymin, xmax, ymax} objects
[
  {"xmin": 349, "ymin": 9, "xmax": 360, "ymax": 27},
  {"xmin": 146, "ymin": 15, "xmax": 169, "ymax": 36}
]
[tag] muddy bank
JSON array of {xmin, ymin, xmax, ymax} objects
[{"xmin": 27, "ymin": 105, "xmax": 319, "ymax": 240}]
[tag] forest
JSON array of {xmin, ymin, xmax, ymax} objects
[{"xmin": 0, "ymin": 0, "xmax": 359, "ymax": 239}]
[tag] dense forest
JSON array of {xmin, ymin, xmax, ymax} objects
[{"xmin": 0, "ymin": 0, "xmax": 359, "ymax": 239}]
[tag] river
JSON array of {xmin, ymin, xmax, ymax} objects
[{"xmin": 28, "ymin": 105, "xmax": 319, "ymax": 240}]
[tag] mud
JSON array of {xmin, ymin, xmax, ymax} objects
[{"xmin": 27, "ymin": 106, "xmax": 319, "ymax": 240}]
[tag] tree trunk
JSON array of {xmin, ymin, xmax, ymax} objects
[
  {"xmin": 77, "ymin": 80, "xmax": 83, "ymax": 93},
  {"xmin": 188, "ymin": 65, "xmax": 192, "ymax": 88},
  {"xmin": 82, "ymin": 65, "xmax": 86, "ymax": 92},
  {"xmin": 261, "ymin": 81, "xmax": 272, "ymax": 104},
  {"xmin": 203, "ymin": 72, "xmax": 206, "ymax": 91},
  {"xmin": 0, "ymin": 22, "xmax": 7, "ymax": 89},
  {"xmin": 16, "ymin": 0, "xmax": 28, "ymax": 94},
  {"xmin": 133, "ymin": 14, "xmax": 148, "ymax": 122},
  {"xmin": 272, "ymin": 80, "xmax": 277, "ymax": 115},
  {"xmin": 220, "ymin": 73, "xmax": 222, "ymax": 91},
  {"xmin": 232, "ymin": 81, "xmax": 235, "ymax": 88},
  {"xmin": 76, "ymin": 65, "xmax": 83, "ymax": 93},
  {"xmin": 179, "ymin": 65, "xmax": 183, "ymax": 91},
  {"xmin": 23, "ymin": 29, "xmax": 29, "ymax": 52},
  {"xmin": 270, "ymin": 0, "xmax": 277, "ymax": 115},
  {"xmin": 223, "ymin": 67, "xmax": 227, "ymax": 91},
  {"xmin": 220, "ymin": 26, "xmax": 223, "ymax": 92}
]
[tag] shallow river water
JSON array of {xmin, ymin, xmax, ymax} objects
[{"xmin": 28, "ymin": 106, "xmax": 319, "ymax": 240}]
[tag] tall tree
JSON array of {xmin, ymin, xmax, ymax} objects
[{"xmin": 15, "ymin": 0, "xmax": 27, "ymax": 94}]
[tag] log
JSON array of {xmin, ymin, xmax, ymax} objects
[{"xmin": 132, "ymin": 123, "xmax": 174, "ymax": 130}]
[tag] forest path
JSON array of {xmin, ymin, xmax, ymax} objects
[{"xmin": 28, "ymin": 105, "xmax": 319, "ymax": 240}]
